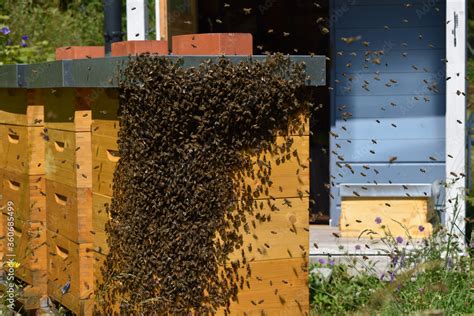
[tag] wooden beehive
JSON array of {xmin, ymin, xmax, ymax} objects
[
  {"xmin": 45, "ymin": 180, "xmax": 93, "ymax": 244},
  {"xmin": 340, "ymin": 197, "xmax": 434, "ymax": 238},
  {"xmin": 46, "ymin": 230, "xmax": 94, "ymax": 315},
  {"xmin": 0, "ymin": 89, "xmax": 47, "ymax": 309},
  {"xmin": 89, "ymin": 86, "xmax": 310, "ymax": 314},
  {"xmin": 43, "ymin": 88, "xmax": 94, "ymax": 313},
  {"xmin": 221, "ymin": 121, "xmax": 309, "ymax": 314},
  {"xmin": 44, "ymin": 129, "xmax": 92, "ymax": 188},
  {"xmin": 0, "ymin": 215, "xmax": 48, "ymax": 297},
  {"xmin": 0, "ymin": 170, "xmax": 46, "ymax": 222},
  {"xmin": 0, "ymin": 124, "xmax": 45, "ymax": 175}
]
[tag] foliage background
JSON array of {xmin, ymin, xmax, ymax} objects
[
  {"xmin": 0, "ymin": 0, "xmax": 104, "ymax": 64},
  {"xmin": 0, "ymin": 0, "xmax": 163, "ymax": 64}
]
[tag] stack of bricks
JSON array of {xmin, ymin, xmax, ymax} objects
[
  {"xmin": 0, "ymin": 88, "xmax": 48, "ymax": 309},
  {"xmin": 43, "ymin": 46, "xmax": 104, "ymax": 315}
]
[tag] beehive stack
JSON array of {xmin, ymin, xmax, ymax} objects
[
  {"xmin": 226, "ymin": 119, "xmax": 310, "ymax": 314},
  {"xmin": 89, "ymin": 95, "xmax": 310, "ymax": 314},
  {"xmin": 43, "ymin": 88, "xmax": 94, "ymax": 315},
  {"xmin": 0, "ymin": 89, "xmax": 48, "ymax": 309},
  {"xmin": 89, "ymin": 89, "xmax": 120, "ymax": 289}
]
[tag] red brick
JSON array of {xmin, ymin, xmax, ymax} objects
[
  {"xmin": 111, "ymin": 40, "xmax": 169, "ymax": 57},
  {"xmin": 55, "ymin": 46, "xmax": 104, "ymax": 60},
  {"xmin": 172, "ymin": 33, "xmax": 253, "ymax": 55}
]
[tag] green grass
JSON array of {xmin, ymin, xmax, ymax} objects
[
  {"xmin": 310, "ymin": 260, "xmax": 473, "ymax": 316},
  {"xmin": 310, "ymin": 204, "xmax": 474, "ymax": 316}
]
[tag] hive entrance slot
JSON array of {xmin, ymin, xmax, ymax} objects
[
  {"xmin": 56, "ymin": 245, "xmax": 69, "ymax": 259},
  {"xmin": 54, "ymin": 193, "xmax": 68, "ymax": 206},
  {"xmin": 8, "ymin": 133, "xmax": 19, "ymax": 144},
  {"xmin": 106, "ymin": 149, "xmax": 120, "ymax": 162},
  {"xmin": 54, "ymin": 141, "xmax": 65, "ymax": 152},
  {"xmin": 8, "ymin": 180, "xmax": 20, "ymax": 191},
  {"xmin": 13, "ymin": 225, "xmax": 22, "ymax": 237}
]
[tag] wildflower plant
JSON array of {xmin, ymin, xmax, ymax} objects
[
  {"xmin": 0, "ymin": 15, "xmax": 50, "ymax": 65},
  {"xmin": 310, "ymin": 192, "xmax": 473, "ymax": 315}
]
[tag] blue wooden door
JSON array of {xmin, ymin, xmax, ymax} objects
[{"xmin": 329, "ymin": 0, "xmax": 446, "ymax": 225}]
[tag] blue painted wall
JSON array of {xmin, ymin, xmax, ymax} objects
[{"xmin": 329, "ymin": 0, "xmax": 446, "ymax": 225}]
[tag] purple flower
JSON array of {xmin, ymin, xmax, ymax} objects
[
  {"xmin": 380, "ymin": 273, "xmax": 385, "ymax": 281},
  {"xmin": 355, "ymin": 244, "xmax": 361, "ymax": 250},
  {"xmin": 1, "ymin": 26, "xmax": 10, "ymax": 35},
  {"xmin": 390, "ymin": 271, "xmax": 396, "ymax": 282},
  {"xmin": 418, "ymin": 225, "xmax": 425, "ymax": 232},
  {"xmin": 329, "ymin": 259, "xmax": 335, "ymax": 266},
  {"xmin": 396, "ymin": 236, "xmax": 404, "ymax": 244},
  {"xmin": 392, "ymin": 255, "xmax": 398, "ymax": 266},
  {"xmin": 20, "ymin": 40, "xmax": 27, "ymax": 47},
  {"xmin": 21, "ymin": 34, "xmax": 28, "ymax": 41},
  {"xmin": 318, "ymin": 258, "xmax": 326, "ymax": 265},
  {"xmin": 375, "ymin": 217, "xmax": 382, "ymax": 224}
]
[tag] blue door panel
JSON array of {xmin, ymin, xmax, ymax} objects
[
  {"xmin": 335, "ymin": 73, "xmax": 446, "ymax": 96},
  {"xmin": 331, "ymin": 139, "xmax": 445, "ymax": 162},
  {"xmin": 336, "ymin": 4, "xmax": 445, "ymax": 29},
  {"xmin": 334, "ymin": 95, "xmax": 445, "ymax": 119},
  {"xmin": 335, "ymin": 50, "xmax": 445, "ymax": 74},
  {"xmin": 329, "ymin": 0, "xmax": 446, "ymax": 226},
  {"xmin": 333, "ymin": 117, "xmax": 445, "ymax": 139},
  {"xmin": 335, "ymin": 27, "xmax": 446, "ymax": 51},
  {"xmin": 331, "ymin": 163, "xmax": 445, "ymax": 184}
]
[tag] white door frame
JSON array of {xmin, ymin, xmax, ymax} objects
[
  {"xmin": 445, "ymin": 0, "xmax": 467, "ymax": 240},
  {"xmin": 126, "ymin": 0, "xmax": 148, "ymax": 40}
]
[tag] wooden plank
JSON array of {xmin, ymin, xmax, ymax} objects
[
  {"xmin": 91, "ymin": 133, "xmax": 308, "ymax": 201},
  {"xmin": 45, "ymin": 129, "xmax": 92, "ymax": 188},
  {"xmin": 46, "ymin": 230, "xmax": 94, "ymax": 315},
  {"xmin": 93, "ymin": 251, "xmax": 106, "ymax": 286},
  {"xmin": 0, "ymin": 215, "xmax": 47, "ymax": 285},
  {"xmin": 92, "ymin": 120, "xmax": 119, "ymax": 197},
  {"xmin": 0, "ymin": 170, "xmax": 46, "ymax": 222},
  {"xmin": 0, "ymin": 125, "xmax": 45, "ymax": 175},
  {"xmin": 93, "ymin": 251, "xmax": 308, "ymax": 315},
  {"xmin": 245, "ymin": 136, "xmax": 309, "ymax": 199},
  {"xmin": 93, "ymin": 194, "xmax": 308, "ymax": 260},
  {"xmin": 92, "ymin": 193, "xmax": 110, "ymax": 255},
  {"xmin": 159, "ymin": 0, "xmax": 168, "ymax": 41},
  {"xmin": 221, "ymin": 258, "xmax": 308, "ymax": 315},
  {"xmin": 339, "ymin": 197, "xmax": 434, "ymax": 238},
  {"xmin": 229, "ymin": 198, "xmax": 309, "ymax": 262},
  {"xmin": 44, "ymin": 88, "xmax": 92, "ymax": 132},
  {"xmin": 45, "ymin": 180, "xmax": 93, "ymax": 244}
]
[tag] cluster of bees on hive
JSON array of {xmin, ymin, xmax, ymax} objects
[{"xmin": 94, "ymin": 54, "xmax": 312, "ymax": 315}]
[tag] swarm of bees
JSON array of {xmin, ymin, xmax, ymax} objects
[{"xmin": 95, "ymin": 54, "xmax": 311, "ymax": 315}]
